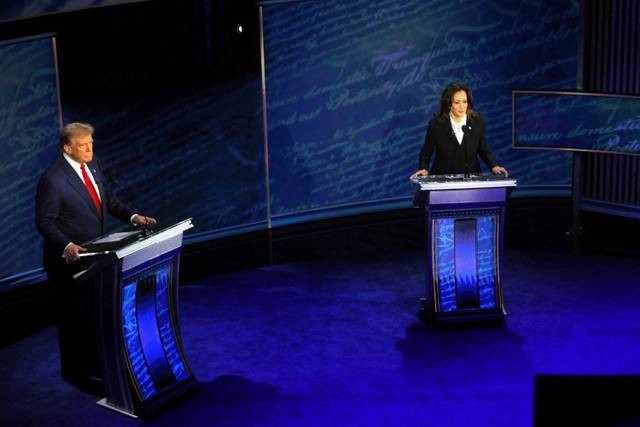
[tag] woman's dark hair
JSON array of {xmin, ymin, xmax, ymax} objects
[{"xmin": 434, "ymin": 82, "xmax": 478, "ymax": 121}]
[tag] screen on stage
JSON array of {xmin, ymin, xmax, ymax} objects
[
  {"xmin": 0, "ymin": 35, "xmax": 60, "ymax": 282},
  {"xmin": 513, "ymin": 91, "xmax": 640, "ymax": 155},
  {"xmin": 0, "ymin": 1, "xmax": 150, "ymax": 23}
]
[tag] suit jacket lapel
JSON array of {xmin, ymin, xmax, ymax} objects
[
  {"xmin": 446, "ymin": 120, "xmax": 460, "ymax": 148},
  {"xmin": 60, "ymin": 158, "xmax": 102, "ymax": 219},
  {"xmin": 459, "ymin": 116, "xmax": 472, "ymax": 145}
]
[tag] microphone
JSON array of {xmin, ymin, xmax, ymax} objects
[
  {"xmin": 108, "ymin": 173, "xmax": 152, "ymax": 237},
  {"xmin": 461, "ymin": 124, "xmax": 471, "ymax": 178}
]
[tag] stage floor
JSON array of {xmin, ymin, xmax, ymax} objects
[{"xmin": 1, "ymin": 249, "xmax": 639, "ymax": 426}]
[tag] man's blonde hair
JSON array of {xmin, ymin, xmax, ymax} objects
[{"xmin": 59, "ymin": 122, "xmax": 94, "ymax": 148}]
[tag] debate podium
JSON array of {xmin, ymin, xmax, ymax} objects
[
  {"xmin": 75, "ymin": 218, "xmax": 197, "ymax": 418},
  {"xmin": 413, "ymin": 175, "xmax": 516, "ymax": 324}
]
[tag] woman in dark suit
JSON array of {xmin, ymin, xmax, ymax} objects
[{"xmin": 410, "ymin": 82, "xmax": 508, "ymax": 178}]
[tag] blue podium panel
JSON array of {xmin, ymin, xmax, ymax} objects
[
  {"xmin": 416, "ymin": 175, "xmax": 515, "ymax": 323},
  {"xmin": 432, "ymin": 210, "xmax": 500, "ymax": 317},
  {"xmin": 121, "ymin": 256, "xmax": 192, "ymax": 403}
]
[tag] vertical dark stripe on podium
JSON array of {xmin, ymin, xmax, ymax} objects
[
  {"xmin": 155, "ymin": 266, "xmax": 190, "ymax": 381},
  {"xmin": 123, "ymin": 281, "xmax": 156, "ymax": 399},
  {"xmin": 435, "ymin": 218, "xmax": 457, "ymax": 312},
  {"xmin": 137, "ymin": 275, "xmax": 176, "ymax": 391},
  {"xmin": 477, "ymin": 215, "xmax": 497, "ymax": 309},
  {"xmin": 454, "ymin": 218, "xmax": 480, "ymax": 309}
]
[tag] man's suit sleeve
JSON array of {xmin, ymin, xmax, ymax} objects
[
  {"xmin": 35, "ymin": 173, "xmax": 71, "ymax": 254},
  {"xmin": 92, "ymin": 158, "xmax": 136, "ymax": 223},
  {"xmin": 105, "ymin": 189, "xmax": 136, "ymax": 223},
  {"xmin": 419, "ymin": 120, "xmax": 435, "ymax": 170}
]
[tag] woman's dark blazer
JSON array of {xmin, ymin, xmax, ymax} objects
[{"xmin": 418, "ymin": 114, "xmax": 497, "ymax": 175}]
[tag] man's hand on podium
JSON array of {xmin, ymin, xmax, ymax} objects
[
  {"xmin": 64, "ymin": 243, "xmax": 87, "ymax": 262},
  {"xmin": 132, "ymin": 214, "xmax": 157, "ymax": 227}
]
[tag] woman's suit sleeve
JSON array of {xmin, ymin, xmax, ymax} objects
[
  {"xmin": 418, "ymin": 120, "xmax": 435, "ymax": 171},
  {"xmin": 475, "ymin": 118, "xmax": 498, "ymax": 170}
]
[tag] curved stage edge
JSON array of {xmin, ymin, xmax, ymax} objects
[
  {"xmin": 2, "ymin": 191, "xmax": 640, "ymax": 345},
  {"xmin": 0, "ymin": 186, "xmax": 571, "ymax": 290}
]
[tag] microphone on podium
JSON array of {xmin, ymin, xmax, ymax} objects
[{"xmin": 461, "ymin": 125, "xmax": 471, "ymax": 178}]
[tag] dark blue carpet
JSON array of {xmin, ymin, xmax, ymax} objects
[{"xmin": 1, "ymin": 249, "xmax": 639, "ymax": 426}]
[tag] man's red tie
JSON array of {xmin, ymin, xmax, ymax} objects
[{"xmin": 80, "ymin": 163, "xmax": 102, "ymax": 217}]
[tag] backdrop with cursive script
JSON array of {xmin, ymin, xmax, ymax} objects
[
  {"xmin": 514, "ymin": 91, "xmax": 640, "ymax": 155},
  {"xmin": 1, "ymin": 1, "xmax": 581, "ymax": 284},
  {"xmin": 0, "ymin": 35, "xmax": 60, "ymax": 281},
  {"xmin": 263, "ymin": 0, "xmax": 579, "ymax": 222},
  {"xmin": 0, "ymin": 0, "xmax": 150, "ymax": 23}
]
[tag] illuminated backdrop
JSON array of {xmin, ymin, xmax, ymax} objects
[
  {"xmin": 0, "ymin": 35, "xmax": 59, "ymax": 280},
  {"xmin": 0, "ymin": 0, "xmax": 149, "ymax": 22},
  {"xmin": 0, "ymin": 1, "xmax": 581, "ymax": 283},
  {"xmin": 262, "ymin": 0, "xmax": 579, "ymax": 223}
]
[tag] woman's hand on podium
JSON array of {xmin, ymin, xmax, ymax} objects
[
  {"xmin": 410, "ymin": 169, "xmax": 429, "ymax": 180},
  {"xmin": 491, "ymin": 166, "xmax": 509, "ymax": 177}
]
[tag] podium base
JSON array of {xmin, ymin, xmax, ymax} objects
[
  {"xmin": 96, "ymin": 398, "xmax": 138, "ymax": 419},
  {"xmin": 420, "ymin": 298, "xmax": 506, "ymax": 325}
]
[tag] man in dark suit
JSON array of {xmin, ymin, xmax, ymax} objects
[
  {"xmin": 35, "ymin": 122, "xmax": 155, "ymax": 392},
  {"xmin": 411, "ymin": 82, "xmax": 508, "ymax": 178}
]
